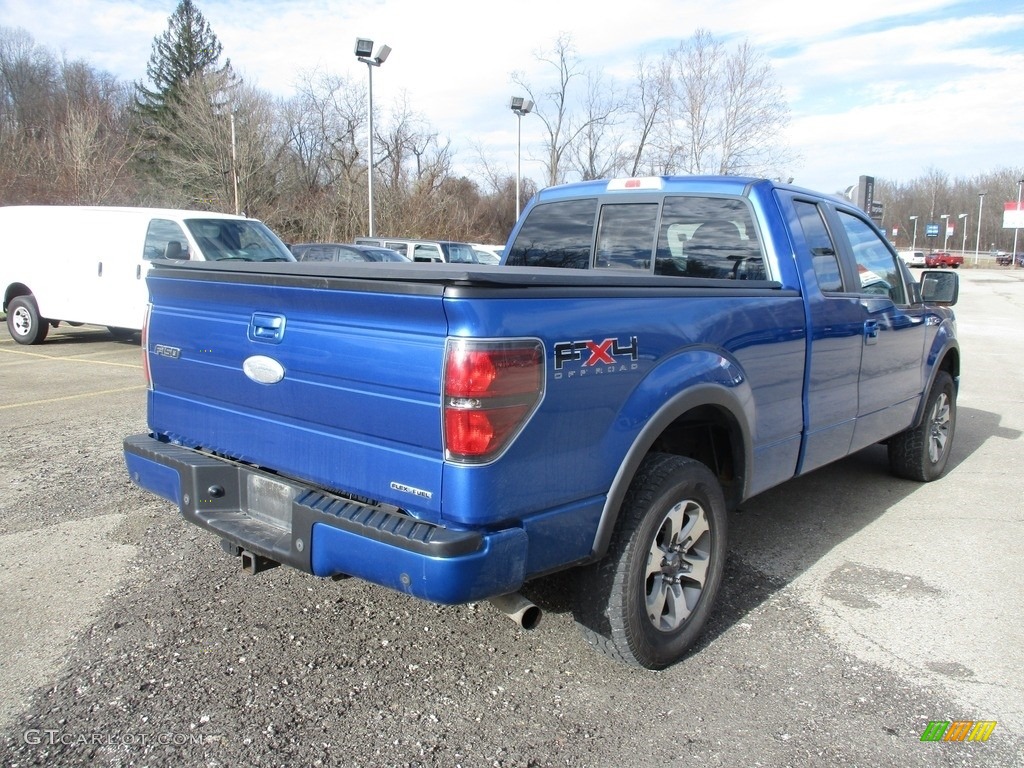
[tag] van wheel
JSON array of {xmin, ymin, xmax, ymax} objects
[
  {"xmin": 107, "ymin": 326, "xmax": 138, "ymax": 342},
  {"xmin": 6, "ymin": 295, "xmax": 49, "ymax": 345},
  {"xmin": 888, "ymin": 371, "xmax": 956, "ymax": 481},
  {"xmin": 573, "ymin": 454, "xmax": 727, "ymax": 669}
]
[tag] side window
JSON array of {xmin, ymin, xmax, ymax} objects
[
  {"xmin": 447, "ymin": 244, "xmax": 476, "ymax": 263},
  {"xmin": 335, "ymin": 247, "xmax": 364, "ymax": 262},
  {"xmin": 385, "ymin": 241, "xmax": 408, "ymax": 256},
  {"xmin": 144, "ymin": 219, "xmax": 189, "ymax": 261},
  {"xmin": 413, "ymin": 244, "xmax": 441, "ymax": 262},
  {"xmin": 505, "ymin": 198, "xmax": 597, "ymax": 268},
  {"xmin": 303, "ymin": 246, "xmax": 335, "ymax": 262},
  {"xmin": 794, "ymin": 200, "xmax": 843, "ymax": 292},
  {"xmin": 655, "ymin": 196, "xmax": 765, "ymax": 279},
  {"xmin": 837, "ymin": 211, "xmax": 907, "ymax": 304},
  {"xmin": 595, "ymin": 203, "xmax": 658, "ymax": 271}
]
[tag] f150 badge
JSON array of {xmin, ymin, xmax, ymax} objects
[{"xmin": 553, "ymin": 336, "xmax": 639, "ymax": 379}]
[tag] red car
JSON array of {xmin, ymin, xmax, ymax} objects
[{"xmin": 926, "ymin": 251, "xmax": 963, "ymax": 268}]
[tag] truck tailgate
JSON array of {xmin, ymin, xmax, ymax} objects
[{"xmin": 143, "ymin": 263, "xmax": 450, "ymax": 520}]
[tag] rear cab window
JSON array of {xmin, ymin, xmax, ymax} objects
[{"xmin": 506, "ymin": 193, "xmax": 767, "ymax": 280}]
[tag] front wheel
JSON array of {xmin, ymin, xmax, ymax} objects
[
  {"xmin": 6, "ymin": 295, "xmax": 49, "ymax": 345},
  {"xmin": 888, "ymin": 370, "xmax": 956, "ymax": 481},
  {"xmin": 573, "ymin": 454, "xmax": 727, "ymax": 669}
]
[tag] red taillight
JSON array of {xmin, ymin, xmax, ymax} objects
[{"xmin": 443, "ymin": 339, "xmax": 543, "ymax": 462}]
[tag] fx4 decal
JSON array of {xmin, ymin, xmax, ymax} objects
[{"xmin": 553, "ymin": 336, "xmax": 639, "ymax": 379}]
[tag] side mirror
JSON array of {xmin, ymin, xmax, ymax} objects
[
  {"xmin": 919, "ymin": 269, "xmax": 958, "ymax": 305},
  {"xmin": 163, "ymin": 240, "xmax": 188, "ymax": 260}
]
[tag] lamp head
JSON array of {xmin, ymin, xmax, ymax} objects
[
  {"xmin": 375, "ymin": 44, "xmax": 391, "ymax": 64},
  {"xmin": 354, "ymin": 38, "xmax": 374, "ymax": 58},
  {"xmin": 510, "ymin": 97, "xmax": 534, "ymax": 115}
]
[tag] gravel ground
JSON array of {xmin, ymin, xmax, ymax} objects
[{"xmin": 1, "ymin": 272, "xmax": 1022, "ymax": 767}]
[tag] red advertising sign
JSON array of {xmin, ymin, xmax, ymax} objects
[{"xmin": 1004, "ymin": 201, "xmax": 1024, "ymax": 229}]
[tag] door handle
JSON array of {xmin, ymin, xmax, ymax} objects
[{"xmin": 864, "ymin": 320, "xmax": 879, "ymax": 345}]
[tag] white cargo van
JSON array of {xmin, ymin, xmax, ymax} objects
[{"xmin": 0, "ymin": 205, "xmax": 293, "ymax": 344}]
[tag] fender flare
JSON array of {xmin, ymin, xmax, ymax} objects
[
  {"xmin": 911, "ymin": 326, "xmax": 959, "ymax": 428},
  {"xmin": 589, "ymin": 382, "xmax": 753, "ymax": 559}
]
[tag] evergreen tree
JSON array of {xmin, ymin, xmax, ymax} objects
[
  {"xmin": 131, "ymin": 0, "xmax": 240, "ymax": 206},
  {"xmin": 134, "ymin": 0, "xmax": 230, "ymax": 124}
]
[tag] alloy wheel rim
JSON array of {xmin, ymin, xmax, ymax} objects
[
  {"xmin": 644, "ymin": 499, "xmax": 712, "ymax": 632},
  {"xmin": 928, "ymin": 392, "xmax": 951, "ymax": 464}
]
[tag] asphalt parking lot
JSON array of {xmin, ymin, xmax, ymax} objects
[{"xmin": 0, "ymin": 268, "xmax": 1022, "ymax": 767}]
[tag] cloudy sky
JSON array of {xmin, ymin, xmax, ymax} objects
[{"xmin": 3, "ymin": 0, "xmax": 1022, "ymax": 195}]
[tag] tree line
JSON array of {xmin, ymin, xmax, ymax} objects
[{"xmin": 1, "ymin": 2, "xmax": 1021, "ymax": 251}]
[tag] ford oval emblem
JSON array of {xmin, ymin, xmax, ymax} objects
[{"xmin": 243, "ymin": 355, "xmax": 285, "ymax": 384}]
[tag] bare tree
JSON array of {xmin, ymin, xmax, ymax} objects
[
  {"xmin": 666, "ymin": 29, "xmax": 724, "ymax": 174},
  {"xmin": 512, "ymin": 34, "xmax": 618, "ymax": 187},
  {"xmin": 654, "ymin": 29, "xmax": 793, "ymax": 178},
  {"xmin": 623, "ymin": 55, "xmax": 672, "ymax": 176},
  {"xmin": 567, "ymin": 71, "xmax": 626, "ymax": 180},
  {"xmin": 716, "ymin": 40, "xmax": 792, "ymax": 175},
  {"xmin": 0, "ymin": 27, "xmax": 59, "ymax": 139}
]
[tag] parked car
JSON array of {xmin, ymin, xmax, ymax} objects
[
  {"xmin": 290, "ymin": 243, "xmax": 410, "ymax": 263},
  {"xmin": 925, "ymin": 251, "xmax": 963, "ymax": 269},
  {"xmin": 898, "ymin": 250, "xmax": 926, "ymax": 267},
  {"xmin": 354, "ymin": 237, "xmax": 484, "ymax": 264},
  {"xmin": 471, "ymin": 244, "xmax": 504, "ymax": 264},
  {"xmin": 995, "ymin": 252, "xmax": 1023, "ymax": 267}
]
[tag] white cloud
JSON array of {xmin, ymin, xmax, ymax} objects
[{"xmin": 3, "ymin": 0, "xmax": 1022, "ymax": 194}]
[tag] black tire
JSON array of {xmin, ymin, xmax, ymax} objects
[
  {"xmin": 888, "ymin": 370, "xmax": 956, "ymax": 481},
  {"xmin": 573, "ymin": 453, "xmax": 728, "ymax": 669},
  {"xmin": 107, "ymin": 326, "xmax": 139, "ymax": 342},
  {"xmin": 6, "ymin": 295, "xmax": 49, "ymax": 345}
]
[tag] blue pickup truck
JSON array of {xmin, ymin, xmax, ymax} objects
[{"xmin": 124, "ymin": 176, "xmax": 960, "ymax": 669}]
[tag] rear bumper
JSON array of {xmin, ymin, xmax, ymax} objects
[{"xmin": 123, "ymin": 434, "xmax": 528, "ymax": 603}]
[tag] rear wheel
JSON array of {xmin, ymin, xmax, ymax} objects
[
  {"xmin": 888, "ymin": 371, "xmax": 956, "ymax": 481},
  {"xmin": 6, "ymin": 295, "xmax": 49, "ymax": 345},
  {"xmin": 574, "ymin": 453, "xmax": 727, "ymax": 669}
]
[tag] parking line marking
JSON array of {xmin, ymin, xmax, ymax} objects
[
  {"xmin": 0, "ymin": 385, "xmax": 146, "ymax": 411},
  {"xmin": 0, "ymin": 347, "xmax": 142, "ymax": 369}
]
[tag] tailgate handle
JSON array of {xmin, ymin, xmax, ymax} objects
[{"xmin": 248, "ymin": 313, "xmax": 286, "ymax": 343}]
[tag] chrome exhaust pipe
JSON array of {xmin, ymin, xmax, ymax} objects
[{"xmin": 488, "ymin": 592, "xmax": 542, "ymax": 630}]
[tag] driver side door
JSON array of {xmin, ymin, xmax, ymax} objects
[{"xmin": 830, "ymin": 208, "xmax": 928, "ymax": 453}]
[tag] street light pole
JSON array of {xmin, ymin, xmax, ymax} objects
[
  {"xmin": 958, "ymin": 213, "xmax": 968, "ymax": 256},
  {"xmin": 909, "ymin": 215, "xmax": 918, "ymax": 250},
  {"xmin": 1013, "ymin": 179, "xmax": 1024, "ymax": 270},
  {"xmin": 510, "ymin": 96, "xmax": 533, "ymax": 219},
  {"xmin": 355, "ymin": 38, "xmax": 391, "ymax": 237},
  {"xmin": 975, "ymin": 192, "xmax": 986, "ymax": 265},
  {"xmin": 229, "ymin": 111, "xmax": 239, "ymax": 215}
]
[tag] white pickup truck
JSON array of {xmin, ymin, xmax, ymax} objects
[{"xmin": 0, "ymin": 205, "xmax": 293, "ymax": 344}]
